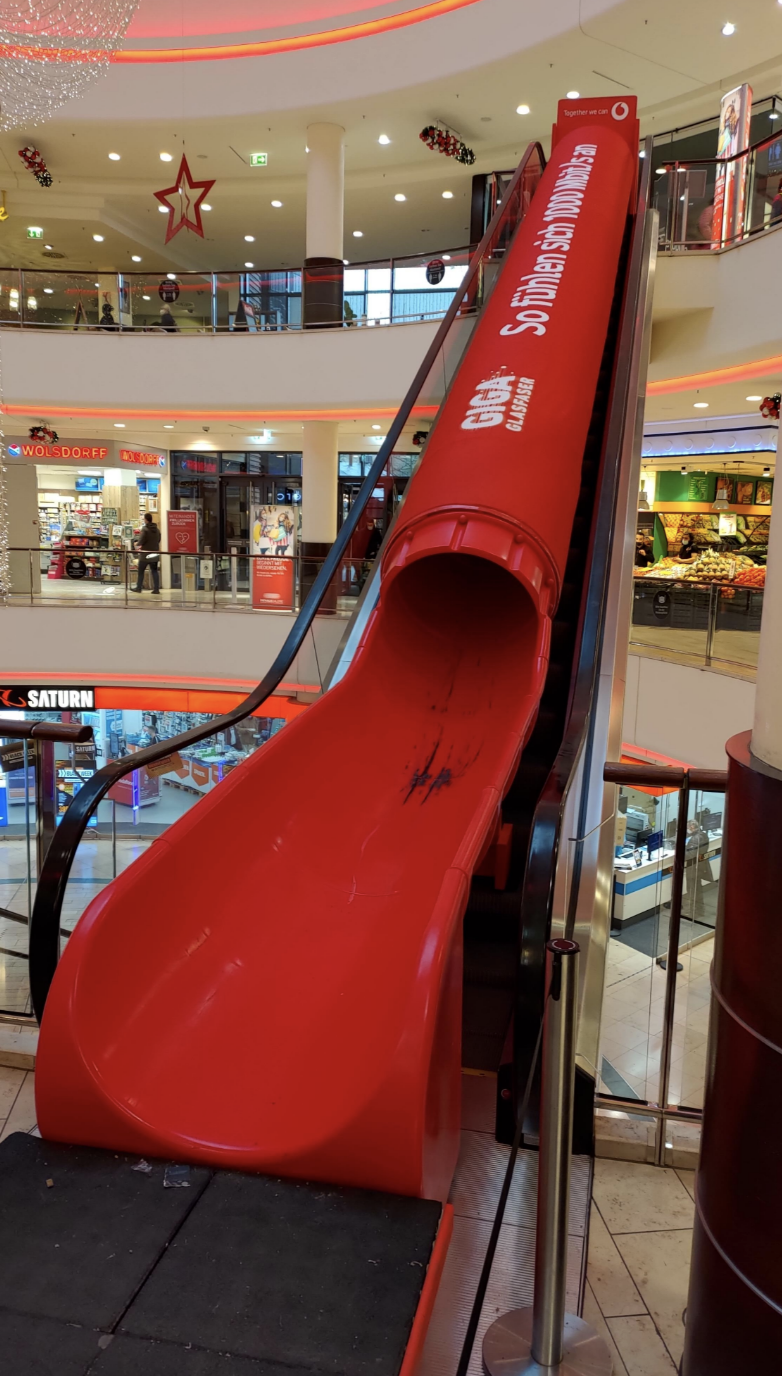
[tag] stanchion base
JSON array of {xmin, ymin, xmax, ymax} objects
[{"xmin": 483, "ymin": 1308, "xmax": 614, "ymax": 1375}]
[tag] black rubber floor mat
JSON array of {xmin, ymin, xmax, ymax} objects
[
  {"xmin": 89, "ymin": 1334, "xmax": 309, "ymax": 1375},
  {"xmin": 0, "ymin": 1133, "xmax": 210, "ymax": 1330},
  {"xmin": 0, "ymin": 1309, "xmax": 104, "ymax": 1376},
  {"xmin": 121, "ymin": 1171, "xmax": 443, "ymax": 1375}
]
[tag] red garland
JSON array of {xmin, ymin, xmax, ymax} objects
[
  {"xmin": 760, "ymin": 394, "xmax": 781, "ymax": 420},
  {"xmin": 19, "ymin": 145, "xmax": 52, "ymax": 187},
  {"xmin": 419, "ymin": 125, "xmax": 475, "ymax": 166}
]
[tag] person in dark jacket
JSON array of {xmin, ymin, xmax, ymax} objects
[
  {"xmin": 99, "ymin": 302, "xmax": 117, "ymax": 330},
  {"xmin": 132, "ymin": 512, "xmax": 161, "ymax": 593},
  {"xmin": 159, "ymin": 307, "xmax": 178, "ymax": 333}
]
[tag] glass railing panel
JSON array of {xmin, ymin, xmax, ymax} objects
[
  {"xmin": 629, "ymin": 577, "xmax": 711, "ymax": 663},
  {"xmin": 710, "ymin": 584, "xmax": 762, "ymax": 670},
  {"xmin": 17, "ymin": 269, "xmax": 97, "ymax": 328},
  {"xmin": 0, "ymin": 728, "xmax": 35, "ymax": 1016},
  {"xmin": 745, "ymin": 136, "xmax": 782, "ymax": 237},
  {"xmin": 667, "ymin": 786, "xmax": 723, "ymax": 1115},
  {"xmin": 600, "ymin": 785, "xmax": 682, "ymax": 1108},
  {"xmin": 0, "ymin": 268, "xmax": 21, "ymax": 324}
]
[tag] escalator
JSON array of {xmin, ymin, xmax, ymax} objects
[{"xmin": 29, "ymin": 103, "xmax": 651, "ymax": 1205}]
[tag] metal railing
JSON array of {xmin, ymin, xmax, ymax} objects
[
  {"xmin": 6, "ymin": 546, "xmax": 380, "ymax": 614},
  {"xmin": 25, "ymin": 142, "xmax": 546, "ymax": 1022},
  {"xmin": 0, "ymin": 245, "xmax": 473, "ymax": 333},
  {"xmin": 601, "ymin": 761, "xmax": 727, "ymax": 1164},
  {"xmin": 631, "ymin": 573, "xmax": 764, "ymax": 672},
  {"xmin": 655, "ymin": 127, "xmax": 782, "ymax": 251}
]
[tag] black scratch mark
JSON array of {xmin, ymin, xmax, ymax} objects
[
  {"xmin": 424, "ymin": 768, "xmax": 452, "ymax": 801},
  {"xmin": 403, "ymin": 738, "xmax": 441, "ymax": 803}
]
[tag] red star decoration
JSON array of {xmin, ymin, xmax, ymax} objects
[{"xmin": 154, "ymin": 154, "xmax": 215, "ymax": 244}]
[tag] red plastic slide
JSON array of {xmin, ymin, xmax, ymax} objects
[{"xmin": 37, "ymin": 109, "xmax": 636, "ymax": 1203}]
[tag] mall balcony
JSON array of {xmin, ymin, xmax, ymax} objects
[{"xmin": 2, "ymin": 7, "xmax": 782, "ymax": 1374}]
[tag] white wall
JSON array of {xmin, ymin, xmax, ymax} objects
[
  {"xmin": 650, "ymin": 230, "xmax": 782, "ymax": 380},
  {"xmin": 0, "ymin": 605, "xmax": 347, "ymax": 694},
  {"xmin": 0, "ymin": 319, "xmax": 444, "ymax": 417},
  {"xmin": 622, "ymin": 653, "xmax": 755, "ymax": 769},
  {"xmin": 7, "ymin": 464, "xmax": 40, "ymax": 594}
]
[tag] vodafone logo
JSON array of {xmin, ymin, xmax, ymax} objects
[{"xmin": 611, "ymin": 101, "xmax": 630, "ymax": 121}]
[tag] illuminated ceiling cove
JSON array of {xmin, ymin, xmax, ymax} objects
[{"xmin": 121, "ymin": 0, "xmax": 484, "ymax": 61}]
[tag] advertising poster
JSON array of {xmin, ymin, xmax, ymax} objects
[
  {"xmin": 712, "ymin": 84, "xmax": 753, "ymax": 249},
  {"xmin": 167, "ymin": 509, "xmax": 199, "ymax": 554},
  {"xmin": 251, "ymin": 505, "xmax": 296, "ymax": 610}
]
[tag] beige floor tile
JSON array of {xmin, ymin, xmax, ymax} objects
[
  {"xmin": 593, "ymin": 1159, "xmax": 694, "ymax": 1234},
  {"xmin": 607, "ymin": 1315, "xmax": 678, "ymax": 1374},
  {"xmin": 587, "ymin": 1204, "xmax": 646, "ymax": 1318},
  {"xmin": 615, "ymin": 1230, "xmax": 692, "ymax": 1366},
  {"xmin": 0, "ymin": 1070, "xmax": 36, "ymax": 1139},
  {"xmin": 582, "ymin": 1281, "xmax": 629, "ymax": 1375},
  {"xmin": 0, "ymin": 1064, "xmax": 25, "ymax": 1122}
]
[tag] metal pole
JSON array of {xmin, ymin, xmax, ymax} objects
[
  {"xmin": 34, "ymin": 740, "xmax": 57, "ymax": 879},
  {"xmin": 533, "ymin": 939, "xmax": 579, "ymax": 1367},
  {"xmin": 705, "ymin": 582, "xmax": 716, "ymax": 666},
  {"xmin": 482, "ymin": 939, "xmax": 612, "ymax": 1376},
  {"xmin": 654, "ymin": 778, "xmax": 690, "ymax": 1165}
]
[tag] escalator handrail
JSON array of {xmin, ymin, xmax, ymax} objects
[
  {"xmin": 514, "ymin": 149, "xmax": 654, "ymax": 1102},
  {"xmin": 29, "ymin": 140, "xmax": 546, "ymax": 1023}
]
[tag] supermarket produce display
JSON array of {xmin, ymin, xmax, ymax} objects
[{"xmin": 34, "ymin": 112, "xmax": 642, "ymax": 1198}]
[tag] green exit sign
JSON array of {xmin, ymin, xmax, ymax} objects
[
  {"xmin": 27, "ymin": 226, "xmax": 43, "ymax": 240},
  {"xmin": 249, "ymin": 152, "xmax": 268, "ymax": 167}
]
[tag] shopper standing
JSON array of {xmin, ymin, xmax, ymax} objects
[{"xmin": 132, "ymin": 512, "xmax": 161, "ymax": 594}]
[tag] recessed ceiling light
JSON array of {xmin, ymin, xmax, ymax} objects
[
  {"xmin": 163, "ymin": 424, "xmax": 174, "ymax": 429},
  {"xmin": 44, "ymin": 244, "xmax": 52, "ymax": 250},
  {"xmin": 166, "ymin": 273, "xmax": 176, "ymax": 280},
  {"xmin": 655, "ymin": 167, "xmax": 667, "ymax": 174},
  {"xmin": 244, "ymin": 234, "xmax": 255, "ymax": 242},
  {"xmin": 566, "ymin": 90, "xmax": 580, "ymax": 99},
  {"xmin": 131, "ymin": 254, "xmax": 142, "ymax": 262},
  {"xmin": 43, "ymin": 287, "xmax": 53, "ymax": 294},
  {"xmin": 94, "ymin": 282, "xmax": 100, "ymax": 287},
  {"xmin": 516, "ymin": 104, "xmax": 530, "ymax": 115},
  {"xmin": 158, "ymin": 205, "xmax": 168, "ymax": 213},
  {"xmin": 271, "ymin": 200, "xmax": 283, "ymax": 208},
  {"xmin": 142, "ymin": 295, "xmax": 151, "ymax": 300},
  {"xmin": 638, "ymin": 150, "xmax": 646, "ymax": 158},
  {"xmin": 343, "ymin": 258, "xmax": 349, "ymax": 265},
  {"xmin": 245, "ymin": 261, "xmax": 254, "ymax": 268},
  {"xmin": 442, "ymin": 190, "xmax": 454, "ymax": 199},
  {"xmin": 394, "ymin": 193, "xmax": 406, "ymax": 202},
  {"xmin": 721, "ymin": 21, "xmax": 735, "ymax": 35},
  {"xmin": 202, "ymin": 203, "xmax": 212, "ymax": 211},
  {"xmin": 93, "ymin": 234, "xmax": 104, "ymax": 242},
  {"xmin": 160, "ymin": 152, "xmax": 173, "ymax": 162},
  {"xmin": 770, "ymin": 111, "xmax": 781, "ymax": 120},
  {"xmin": 694, "ymin": 402, "xmax": 709, "ymax": 408},
  {"xmin": 378, "ymin": 134, "xmax": 391, "ymax": 145},
  {"xmin": 114, "ymin": 423, "xmax": 125, "ymax": 429},
  {"xmin": 108, "ymin": 152, "xmax": 120, "ymax": 161},
  {"xmin": 353, "ymin": 230, "xmax": 363, "ymax": 237},
  {"xmin": 746, "ymin": 395, "xmax": 762, "ymax": 401},
  {"xmin": 372, "ymin": 424, "xmax": 381, "ymax": 430},
  {"xmin": 442, "ymin": 254, "xmax": 451, "ymax": 260}
]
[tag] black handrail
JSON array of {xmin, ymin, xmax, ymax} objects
[
  {"xmin": 0, "ymin": 721, "xmax": 92, "ymax": 743},
  {"xmin": 28, "ymin": 141, "xmax": 546, "ymax": 1023},
  {"xmin": 513, "ymin": 148, "xmax": 655, "ymax": 1119}
]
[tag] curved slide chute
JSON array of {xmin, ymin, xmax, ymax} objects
[{"xmin": 37, "ymin": 116, "xmax": 636, "ymax": 1202}]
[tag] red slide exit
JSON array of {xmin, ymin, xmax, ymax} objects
[{"xmin": 37, "ymin": 115, "xmax": 636, "ymax": 1202}]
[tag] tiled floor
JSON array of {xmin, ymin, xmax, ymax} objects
[
  {"xmin": 586, "ymin": 1156, "xmax": 694, "ymax": 1373},
  {"xmin": 600, "ymin": 933, "xmax": 713, "ymax": 1109}
]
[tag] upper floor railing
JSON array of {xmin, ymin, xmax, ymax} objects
[
  {"xmin": 654, "ymin": 128, "xmax": 782, "ymax": 252},
  {"xmin": 0, "ymin": 245, "xmax": 473, "ymax": 333}
]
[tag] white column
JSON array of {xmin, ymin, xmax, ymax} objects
[
  {"xmin": 752, "ymin": 474, "xmax": 782, "ymax": 768},
  {"xmin": 306, "ymin": 123, "xmax": 344, "ymax": 262},
  {"xmin": 301, "ymin": 420, "xmax": 338, "ymax": 545}
]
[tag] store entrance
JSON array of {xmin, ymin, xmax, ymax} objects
[{"xmin": 220, "ymin": 477, "xmax": 262, "ymax": 592}]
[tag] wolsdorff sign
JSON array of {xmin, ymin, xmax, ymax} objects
[{"xmin": 0, "ymin": 687, "xmax": 96, "ymax": 710}]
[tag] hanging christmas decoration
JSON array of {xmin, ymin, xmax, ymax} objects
[
  {"xmin": 760, "ymin": 394, "xmax": 781, "ymax": 420},
  {"xmin": 419, "ymin": 124, "xmax": 475, "ymax": 165},
  {"xmin": 154, "ymin": 155, "xmax": 215, "ymax": 245},
  {"xmin": 29, "ymin": 422, "xmax": 58, "ymax": 442},
  {"xmin": 18, "ymin": 144, "xmax": 52, "ymax": 186},
  {"xmin": 0, "ymin": 2, "xmax": 140, "ymax": 132}
]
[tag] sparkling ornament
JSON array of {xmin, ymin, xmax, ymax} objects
[
  {"xmin": 0, "ymin": 2, "xmax": 140, "ymax": 132},
  {"xmin": 29, "ymin": 422, "xmax": 58, "ymax": 442},
  {"xmin": 19, "ymin": 143, "xmax": 52, "ymax": 185},
  {"xmin": 154, "ymin": 155, "xmax": 215, "ymax": 245},
  {"xmin": 760, "ymin": 394, "xmax": 781, "ymax": 421},
  {"xmin": 419, "ymin": 124, "xmax": 475, "ymax": 166}
]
